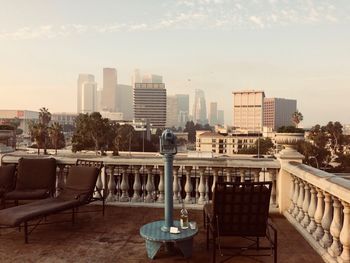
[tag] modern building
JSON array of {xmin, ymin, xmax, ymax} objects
[
  {"xmin": 218, "ymin": 110, "xmax": 224, "ymax": 126},
  {"xmin": 100, "ymin": 111, "xmax": 123, "ymax": 121},
  {"xmin": 196, "ymin": 130, "xmax": 260, "ymax": 155},
  {"xmin": 51, "ymin": 112, "xmax": 77, "ymax": 126},
  {"xmin": 192, "ymin": 89, "xmax": 207, "ymax": 125},
  {"xmin": 166, "ymin": 95, "xmax": 179, "ymax": 128},
  {"xmin": 117, "ymin": 84, "xmax": 133, "ymax": 120},
  {"xmin": 142, "ymin": 74, "xmax": 163, "ymax": 84},
  {"xmin": 233, "ymin": 90, "xmax": 265, "ymax": 132},
  {"xmin": 209, "ymin": 102, "xmax": 218, "ymax": 126},
  {"xmin": 77, "ymin": 74, "xmax": 95, "ymax": 113},
  {"xmin": 263, "ymin": 98, "xmax": 297, "ymax": 131},
  {"xmin": 176, "ymin": 94, "xmax": 189, "ymax": 128},
  {"xmin": 134, "ymin": 83, "xmax": 166, "ymax": 128},
  {"xmin": 0, "ymin": 110, "xmax": 39, "ymax": 135},
  {"xmin": 101, "ymin": 68, "xmax": 117, "ymax": 112},
  {"xmin": 81, "ymin": 82, "xmax": 97, "ymax": 113}
]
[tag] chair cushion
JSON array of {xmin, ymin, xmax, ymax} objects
[
  {"xmin": 0, "ymin": 198, "xmax": 80, "ymax": 227},
  {"xmin": 4, "ymin": 189, "xmax": 50, "ymax": 200},
  {"xmin": 0, "ymin": 165, "xmax": 16, "ymax": 195},
  {"xmin": 15, "ymin": 158, "xmax": 56, "ymax": 191}
]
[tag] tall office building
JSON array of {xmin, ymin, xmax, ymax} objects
[
  {"xmin": 77, "ymin": 74, "xmax": 95, "ymax": 113},
  {"xmin": 117, "ymin": 84, "xmax": 133, "ymax": 120},
  {"xmin": 209, "ymin": 102, "xmax": 218, "ymax": 126},
  {"xmin": 142, "ymin": 74, "xmax": 163, "ymax": 84},
  {"xmin": 101, "ymin": 68, "xmax": 117, "ymax": 112},
  {"xmin": 233, "ymin": 90, "xmax": 265, "ymax": 132},
  {"xmin": 263, "ymin": 98, "xmax": 297, "ymax": 131},
  {"xmin": 218, "ymin": 110, "xmax": 224, "ymax": 126},
  {"xmin": 81, "ymin": 82, "xmax": 97, "ymax": 113},
  {"xmin": 134, "ymin": 83, "xmax": 166, "ymax": 128},
  {"xmin": 166, "ymin": 95, "xmax": 178, "ymax": 128},
  {"xmin": 176, "ymin": 94, "xmax": 189, "ymax": 128},
  {"xmin": 192, "ymin": 89, "xmax": 207, "ymax": 125},
  {"xmin": 132, "ymin": 69, "xmax": 142, "ymax": 87}
]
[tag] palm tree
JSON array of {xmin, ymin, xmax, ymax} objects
[
  {"xmin": 49, "ymin": 122, "xmax": 63, "ymax": 155},
  {"xmin": 29, "ymin": 121, "xmax": 46, "ymax": 155},
  {"xmin": 292, "ymin": 111, "xmax": 303, "ymax": 128},
  {"xmin": 39, "ymin": 107, "xmax": 51, "ymax": 154}
]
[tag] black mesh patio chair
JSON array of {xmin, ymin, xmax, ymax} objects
[
  {"xmin": 0, "ymin": 165, "xmax": 16, "ymax": 208},
  {"xmin": 203, "ymin": 181, "xmax": 277, "ymax": 263}
]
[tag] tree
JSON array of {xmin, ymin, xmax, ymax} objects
[
  {"xmin": 292, "ymin": 111, "xmax": 303, "ymax": 127},
  {"xmin": 237, "ymin": 137, "xmax": 274, "ymax": 155},
  {"xmin": 28, "ymin": 121, "xmax": 46, "ymax": 155},
  {"xmin": 184, "ymin": 121, "xmax": 196, "ymax": 143},
  {"xmin": 39, "ymin": 107, "xmax": 52, "ymax": 154},
  {"xmin": 49, "ymin": 122, "xmax": 65, "ymax": 155},
  {"xmin": 324, "ymin": 121, "xmax": 343, "ymax": 155}
]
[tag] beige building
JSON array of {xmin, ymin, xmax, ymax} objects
[
  {"xmin": 209, "ymin": 102, "xmax": 218, "ymax": 126},
  {"xmin": 264, "ymin": 98, "xmax": 297, "ymax": 131},
  {"xmin": 77, "ymin": 74, "xmax": 95, "ymax": 113},
  {"xmin": 196, "ymin": 130, "xmax": 259, "ymax": 155},
  {"xmin": 166, "ymin": 95, "xmax": 179, "ymax": 128},
  {"xmin": 101, "ymin": 68, "xmax": 117, "ymax": 112},
  {"xmin": 134, "ymin": 83, "xmax": 166, "ymax": 128},
  {"xmin": 233, "ymin": 90, "xmax": 265, "ymax": 132}
]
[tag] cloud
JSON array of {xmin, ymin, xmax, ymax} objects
[{"xmin": 0, "ymin": 0, "xmax": 348, "ymax": 40}]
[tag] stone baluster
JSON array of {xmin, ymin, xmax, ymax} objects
[
  {"xmin": 239, "ymin": 168, "xmax": 245, "ymax": 183},
  {"xmin": 131, "ymin": 166, "xmax": 142, "ymax": 202},
  {"xmin": 328, "ymin": 197, "xmax": 342, "ymax": 258},
  {"xmin": 205, "ymin": 173, "xmax": 209, "ymax": 202},
  {"xmin": 157, "ymin": 166, "xmax": 164, "ymax": 203},
  {"xmin": 225, "ymin": 168, "xmax": 232, "ymax": 182},
  {"xmin": 195, "ymin": 176, "xmax": 199, "ymax": 200},
  {"xmin": 301, "ymin": 183, "xmax": 311, "ymax": 228},
  {"xmin": 253, "ymin": 169, "xmax": 260, "ymax": 182},
  {"xmin": 313, "ymin": 188, "xmax": 325, "ymax": 241},
  {"xmin": 178, "ymin": 172, "xmax": 183, "ymax": 201},
  {"xmin": 292, "ymin": 178, "xmax": 300, "ymax": 217},
  {"xmin": 94, "ymin": 167, "xmax": 104, "ymax": 199},
  {"xmin": 268, "ymin": 169, "xmax": 277, "ymax": 206},
  {"xmin": 145, "ymin": 165, "xmax": 154, "ymax": 203},
  {"xmin": 288, "ymin": 175, "xmax": 296, "ymax": 214},
  {"xmin": 307, "ymin": 185, "xmax": 317, "ymax": 234},
  {"xmin": 320, "ymin": 192, "xmax": 333, "ymax": 248},
  {"xmin": 184, "ymin": 166, "xmax": 193, "ymax": 204},
  {"xmin": 296, "ymin": 179, "xmax": 305, "ymax": 222},
  {"xmin": 56, "ymin": 164, "xmax": 66, "ymax": 197},
  {"xmin": 173, "ymin": 166, "xmax": 180, "ymax": 203},
  {"xmin": 120, "ymin": 166, "xmax": 129, "ymax": 202},
  {"xmin": 198, "ymin": 167, "xmax": 206, "ymax": 204},
  {"xmin": 338, "ymin": 201, "xmax": 350, "ymax": 263},
  {"xmin": 211, "ymin": 168, "xmax": 219, "ymax": 193},
  {"xmin": 106, "ymin": 166, "xmax": 116, "ymax": 202}
]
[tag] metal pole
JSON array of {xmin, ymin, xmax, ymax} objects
[{"xmin": 162, "ymin": 153, "xmax": 174, "ymax": 232}]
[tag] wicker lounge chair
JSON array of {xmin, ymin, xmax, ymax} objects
[
  {"xmin": 0, "ymin": 165, "xmax": 16, "ymax": 208},
  {"xmin": 0, "ymin": 165, "xmax": 100, "ymax": 243},
  {"xmin": 204, "ymin": 181, "xmax": 277, "ymax": 263},
  {"xmin": 3, "ymin": 158, "xmax": 57, "ymax": 206}
]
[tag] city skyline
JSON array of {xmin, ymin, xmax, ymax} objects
[{"xmin": 0, "ymin": 0, "xmax": 350, "ymax": 127}]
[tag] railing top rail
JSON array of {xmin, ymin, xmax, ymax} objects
[
  {"xmin": 285, "ymin": 161, "xmax": 350, "ymax": 203},
  {"xmin": 0, "ymin": 152, "xmax": 280, "ymax": 169}
]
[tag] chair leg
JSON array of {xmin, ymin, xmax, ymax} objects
[{"xmin": 212, "ymin": 235, "xmax": 216, "ymax": 263}]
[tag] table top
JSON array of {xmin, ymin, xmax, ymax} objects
[{"xmin": 140, "ymin": 220, "xmax": 198, "ymax": 242}]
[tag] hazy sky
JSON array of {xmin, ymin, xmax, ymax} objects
[{"xmin": 0, "ymin": 0, "xmax": 349, "ymax": 127}]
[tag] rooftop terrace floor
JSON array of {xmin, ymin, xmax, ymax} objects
[{"xmin": 0, "ymin": 205, "xmax": 322, "ymax": 263}]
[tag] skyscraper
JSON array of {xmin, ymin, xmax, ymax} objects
[
  {"xmin": 192, "ymin": 89, "xmax": 207, "ymax": 125},
  {"xmin": 81, "ymin": 81, "xmax": 97, "ymax": 113},
  {"xmin": 101, "ymin": 68, "xmax": 117, "ymax": 112},
  {"xmin": 118, "ymin": 84, "xmax": 133, "ymax": 120},
  {"xmin": 209, "ymin": 102, "xmax": 218, "ymax": 126},
  {"xmin": 233, "ymin": 90, "xmax": 265, "ymax": 132},
  {"xmin": 134, "ymin": 83, "xmax": 166, "ymax": 128},
  {"xmin": 217, "ymin": 110, "xmax": 224, "ymax": 125},
  {"xmin": 166, "ymin": 95, "xmax": 178, "ymax": 128},
  {"xmin": 77, "ymin": 74, "xmax": 95, "ymax": 113},
  {"xmin": 263, "ymin": 98, "xmax": 297, "ymax": 131},
  {"xmin": 176, "ymin": 94, "xmax": 189, "ymax": 128},
  {"xmin": 142, "ymin": 74, "xmax": 163, "ymax": 84}
]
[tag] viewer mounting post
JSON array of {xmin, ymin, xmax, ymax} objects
[{"xmin": 159, "ymin": 129, "xmax": 177, "ymax": 232}]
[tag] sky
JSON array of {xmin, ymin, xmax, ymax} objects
[{"xmin": 0, "ymin": 0, "xmax": 349, "ymax": 127}]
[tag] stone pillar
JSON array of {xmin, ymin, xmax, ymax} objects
[
  {"xmin": 338, "ymin": 201, "xmax": 350, "ymax": 263},
  {"xmin": 157, "ymin": 166, "xmax": 165, "ymax": 203},
  {"xmin": 292, "ymin": 178, "xmax": 300, "ymax": 218},
  {"xmin": 94, "ymin": 167, "xmax": 104, "ymax": 199},
  {"xmin": 211, "ymin": 168, "xmax": 219, "ymax": 193},
  {"xmin": 225, "ymin": 168, "xmax": 232, "ymax": 182},
  {"xmin": 131, "ymin": 165, "xmax": 142, "ymax": 202},
  {"xmin": 253, "ymin": 169, "xmax": 260, "ymax": 183},
  {"xmin": 301, "ymin": 183, "xmax": 311, "ymax": 228},
  {"xmin": 184, "ymin": 166, "xmax": 193, "ymax": 204},
  {"xmin": 288, "ymin": 175, "xmax": 296, "ymax": 214},
  {"xmin": 328, "ymin": 197, "xmax": 342, "ymax": 258},
  {"xmin": 320, "ymin": 192, "xmax": 333, "ymax": 248},
  {"xmin": 307, "ymin": 185, "xmax": 317, "ymax": 234},
  {"xmin": 198, "ymin": 167, "xmax": 206, "ymax": 204},
  {"xmin": 313, "ymin": 188, "xmax": 325, "ymax": 241},
  {"xmin": 56, "ymin": 164, "xmax": 66, "ymax": 197},
  {"xmin": 120, "ymin": 166, "xmax": 129, "ymax": 202},
  {"xmin": 173, "ymin": 166, "xmax": 180, "ymax": 203},
  {"xmin": 296, "ymin": 179, "xmax": 305, "ymax": 222},
  {"xmin": 106, "ymin": 166, "xmax": 116, "ymax": 202},
  {"xmin": 239, "ymin": 168, "xmax": 245, "ymax": 182},
  {"xmin": 145, "ymin": 165, "xmax": 154, "ymax": 203}
]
